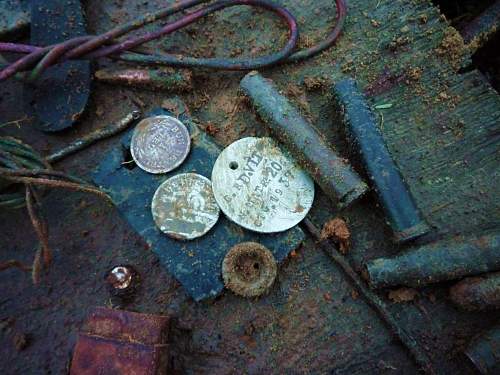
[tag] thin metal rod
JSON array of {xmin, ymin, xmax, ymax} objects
[
  {"xmin": 46, "ymin": 110, "xmax": 141, "ymax": 163},
  {"xmin": 302, "ymin": 218, "xmax": 435, "ymax": 374}
]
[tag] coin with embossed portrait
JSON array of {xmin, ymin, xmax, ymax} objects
[
  {"xmin": 131, "ymin": 115, "xmax": 190, "ymax": 174},
  {"xmin": 211, "ymin": 137, "xmax": 314, "ymax": 233},
  {"xmin": 151, "ymin": 173, "xmax": 220, "ymax": 240}
]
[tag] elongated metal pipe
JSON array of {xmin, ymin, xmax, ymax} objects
[
  {"xmin": 450, "ymin": 271, "xmax": 500, "ymax": 311},
  {"xmin": 240, "ymin": 72, "xmax": 368, "ymax": 209},
  {"xmin": 333, "ymin": 78, "xmax": 430, "ymax": 243},
  {"xmin": 365, "ymin": 232, "xmax": 500, "ymax": 288}
]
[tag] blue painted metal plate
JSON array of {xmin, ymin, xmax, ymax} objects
[{"xmin": 93, "ymin": 105, "xmax": 305, "ymax": 301}]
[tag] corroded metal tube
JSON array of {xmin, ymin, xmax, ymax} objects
[
  {"xmin": 465, "ymin": 324, "xmax": 500, "ymax": 374},
  {"xmin": 333, "ymin": 78, "xmax": 430, "ymax": 243},
  {"xmin": 365, "ymin": 233, "xmax": 500, "ymax": 288},
  {"xmin": 240, "ymin": 72, "xmax": 368, "ymax": 209},
  {"xmin": 46, "ymin": 110, "xmax": 141, "ymax": 163},
  {"xmin": 95, "ymin": 68, "xmax": 193, "ymax": 92},
  {"xmin": 450, "ymin": 271, "xmax": 500, "ymax": 311}
]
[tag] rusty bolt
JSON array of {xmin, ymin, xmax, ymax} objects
[{"xmin": 106, "ymin": 265, "xmax": 135, "ymax": 291}]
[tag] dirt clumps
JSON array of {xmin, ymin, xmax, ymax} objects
[{"xmin": 320, "ymin": 218, "xmax": 351, "ymax": 254}]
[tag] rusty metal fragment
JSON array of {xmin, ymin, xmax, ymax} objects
[
  {"xmin": 333, "ymin": 78, "xmax": 430, "ymax": 243},
  {"xmin": 70, "ymin": 307, "xmax": 170, "ymax": 375},
  {"xmin": 95, "ymin": 67, "xmax": 193, "ymax": 92},
  {"xmin": 240, "ymin": 72, "xmax": 367, "ymax": 209},
  {"xmin": 222, "ymin": 242, "xmax": 277, "ymax": 297},
  {"xmin": 365, "ymin": 232, "xmax": 500, "ymax": 288},
  {"xmin": 450, "ymin": 271, "xmax": 500, "ymax": 311},
  {"xmin": 465, "ymin": 323, "xmax": 500, "ymax": 374}
]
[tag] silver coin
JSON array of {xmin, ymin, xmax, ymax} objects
[
  {"xmin": 211, "ymin": 137, "xmax": 314, "ymax": 233},
  {"xmin": 151, "ymin": 173, "xmax": 220, "ymax": 240},
  {"xmin": 131, "ymin": 115, "xmax": 190, "ymax": 174}
]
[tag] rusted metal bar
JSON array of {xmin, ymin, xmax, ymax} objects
[
  {"xmin": 465, "ymin": 323, "xmax": 500, "ymax": 374},
  {"xmin": 333, "ymin": 78, "xmax": 430, "ymax": 243},
  {"xmin": 365, "ymin": 233, "xmax": 500, "ymax": 289},
  {"xmin": 302, "ymin": 218, "xmax": 435, "ymax": 374},
  {"xmin": 95, "ymin": 68, "xmax": 192, "ymax": 92},
  {"xmin": 70, "ymin": 307, "xmax": 170, "ymax": 375},
  {"xmin": 46, "ymin": 110, "xmax": 141, "ymax": 163},
  {"xmin": 461, "ymin": 0, "xmax": 500, "ymax": 53},
  {"xmin": 240, "ymin": 72, "xmax": 368, "ymax": 209},
  {"xmin": 450, "ymin": 271, "xmax": 500, "ymax": 311}
]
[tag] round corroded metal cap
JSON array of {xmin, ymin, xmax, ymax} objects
[
  {"xmin": 222, "ymin": 242, "xmax": 277, "ymax": 297},
  {"xmin": 131, "ymin": 115, "xmax": 190, "ymax": 174},
  {"xmin": 211, "ymin": 137, "xmax": 314, "ymax": 233},
  {"xmin": 151, "ymin": 173, "xmax": 220, "ymax": 240},
  {"xmin": 106, "ymin": 266, "xmax": 134, "ymax": 290}
]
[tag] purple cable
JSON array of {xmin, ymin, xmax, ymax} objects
[{"xmin": 0, "ymin": 0, "xmax": 347, "ymax": 80}]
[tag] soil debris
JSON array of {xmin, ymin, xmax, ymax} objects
[
  {"xmin": 388, "ymin": 288, "xmax": 418, "ymax": 303},
  {"xmin": 320, "ymin": 218, "xmax": 351, "ymax": 254},
  {"xmin": 435, "ymin": 27, "xmax": 467, "ymax": 71}
]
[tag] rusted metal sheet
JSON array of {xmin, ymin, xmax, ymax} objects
[
  {"xmin": 70, "ymin": 307, "xmax": 170, "ymax": 375},
  {"xmin": 81, "ymin": 307, "xmax": 170, "ymax": 345}
]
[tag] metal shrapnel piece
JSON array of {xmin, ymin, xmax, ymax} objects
[
  {"xmin": 211, "ymin": 137, "xmax": 314, "ymax": 233},
  {"xmin": 131, "ymin": 115, "xmax": 190, "ymax": 174},
  {"xmin": 151, "ymin": 173, "xmax": 219, "ymax": 240},
  {"xmin": 222, "ymin": 242, "xmax": 277, "ymax": 297},
  {"xmin": 240, "ymin": 72, "xmax": 367, "ymax": 209}
]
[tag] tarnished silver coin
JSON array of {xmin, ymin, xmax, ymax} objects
[
  {"xmin": 151, "ymin": 173, "xmax": 220, "ymax": 240},
  {"xmin": 211, "ymin": 137, "xmax": 314, "ymax": 233},
  {"xmin": 131, "ymin": 115, "xmax": 190, "ymax": 174}
]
